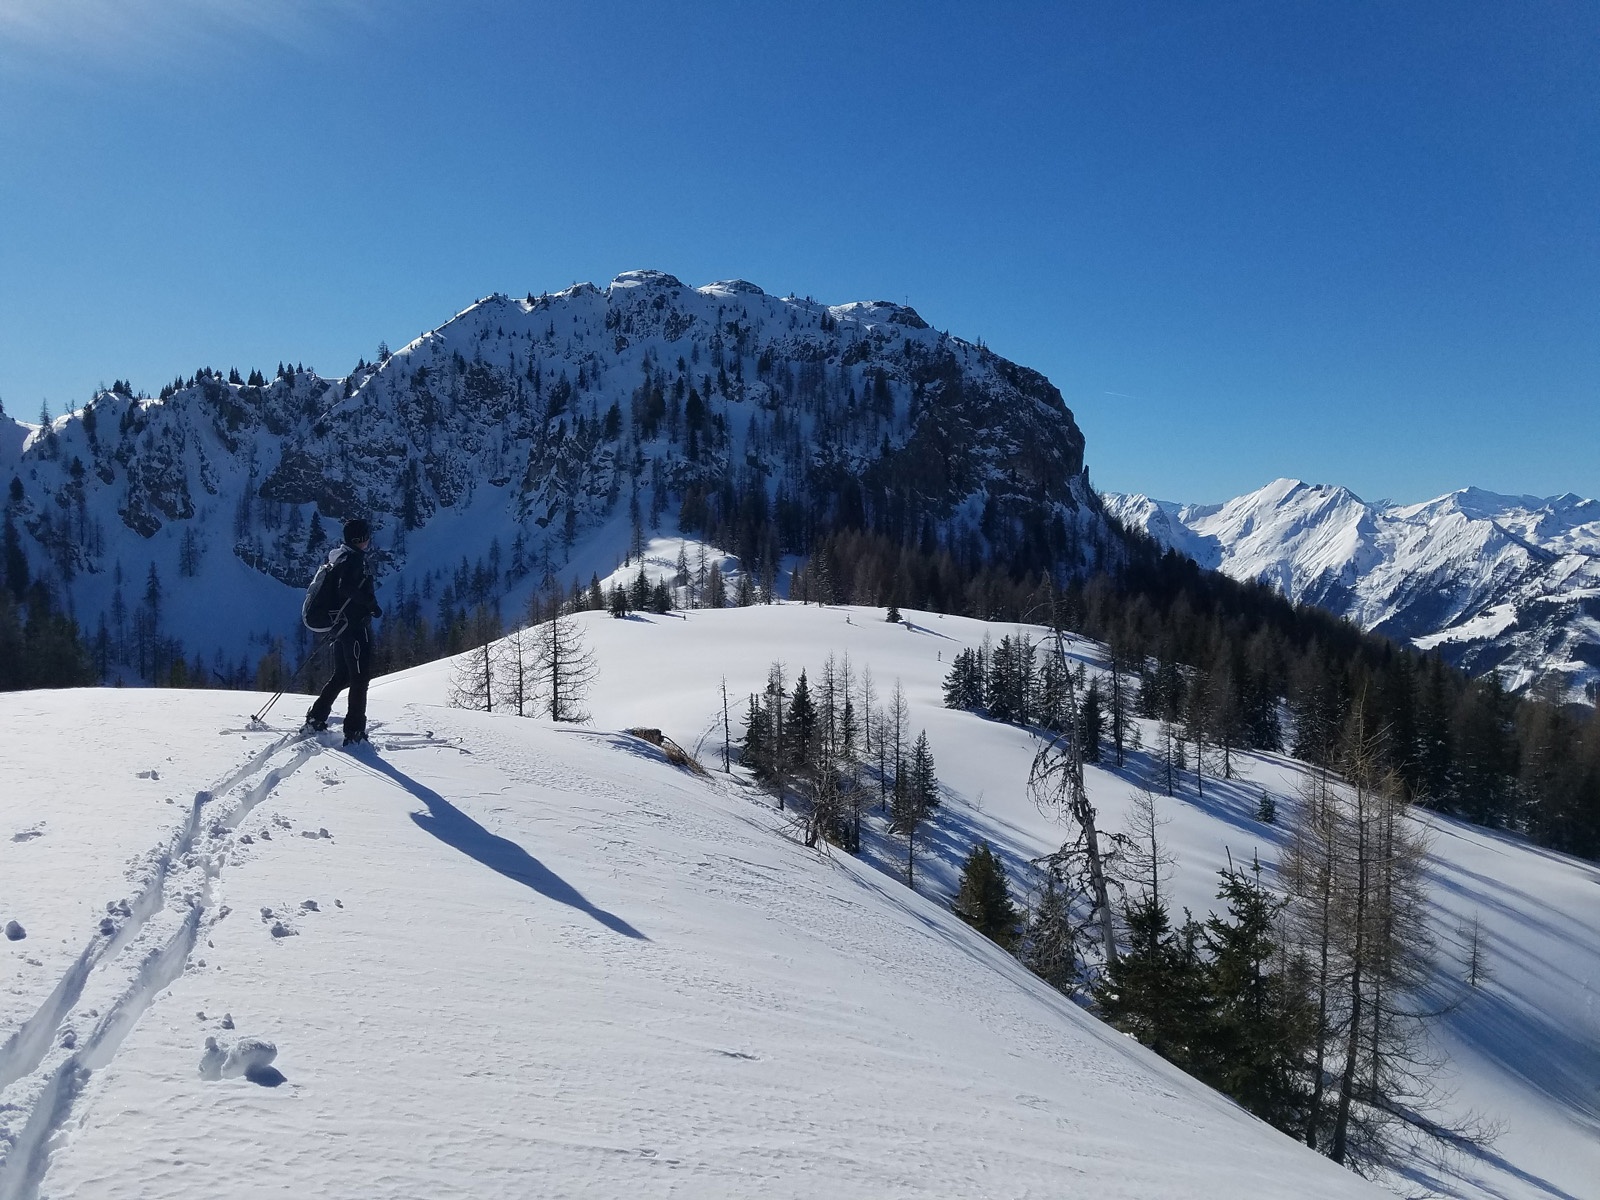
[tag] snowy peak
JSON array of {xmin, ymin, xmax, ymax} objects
[
  {"xmin": 3, "ymin": 269, "xmax": 1107, "ymax": 681},
  {"xmin": 1106, "ymin": 479, "xmax": 1600, "ymax": 703}
]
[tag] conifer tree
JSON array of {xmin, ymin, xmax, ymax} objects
[
  {"xmin": 1079, "ymin": 677, "xmax": 1104, "ymax": 762},
  {"xmin": 941, "ymin": 647, "xmax": 984, "ymax": 711},
  {"xmin": 448, "ymin": 604, "xmax": 503, "ymax": 712},
  {"xmin": 494, "ymin": 623, "xmax": 537, "ymax": 716},
  {"xmin": 534, "ymin": 611, "xmax": 596, "ymax": 722},
  {"xmin": 885, "ymin": 679, "xmax": 909, "ymax": 812},
  {"xmin": 1021, "ymin": 874, "xmax": 1079, "ymax": 993},
  {"xmin": 1093, "ymin": 894, "xmax": 1207, "ymax": 1066},
  {"xmin": 741, "ymin": 692, "xmax": 773, "ymax": 780},
  {"xmin": 764, "ymin": 662, "xmax": 789, "ymax": 809},
  {"xmin": 1108, "ymin": 646, "xmax": 1132, "ymax": 768},
  {"xmin": 892, "ymin": 730, "xmax": 938, "ymax": 887},
  {"xmin": 788, "ymin": 669, "xmax": 817, "ymax": 777},
  {"xmin": 1117, "ymin": 784, "xmax": 1175, "ymax": 914},
  {"xmin": 952, "ymin": 840, "xmax": 1019, "ymax": 949},
  {"xmin": 1281, "ymin": 712, "xmax": 1444, "ymax": 1168},
  {"xmin": 628, "ymin": 565, "xmax": 651, "ymax": 610},
  {"xmin": 1198, "ymin": 858, "xmax": 1314, "ymax": 1133}
]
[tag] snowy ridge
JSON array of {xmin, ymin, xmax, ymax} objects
[
  {"xmin": 3, "ymin": 607, "xmax": 1596, "ymax": 1199},
  {"xmin": 1105, "ymin": 479, "xmax": 1600, "ymax": 703},
  {"xmin": 1, "ymin": 269, "xmax": 1105, "ymax": 682},
  {"xmin": 0, "ymin": 717, "xmax": 329, "ymax": 1200}
]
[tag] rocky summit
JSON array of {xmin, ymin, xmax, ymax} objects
[{"xmin": 0, "ymin": 271, "xmax": 1104, "ymax": 674}]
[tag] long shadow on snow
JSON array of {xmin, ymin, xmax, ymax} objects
[
  {"xmin": 355, "ymin": 750, "xmax": 648, "ymax": 941},
  {"xmin": 1396, "ymin": 1141, "xmax": 1589, "ymax": 1200},
  {"xmin": 1448, "ymin": 984, "xmax": 1600, "ymax": 1132}
]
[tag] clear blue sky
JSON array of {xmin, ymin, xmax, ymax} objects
[{"xmin": 1, "ymin": 0, "xmax": 1595, "ymax": 505}]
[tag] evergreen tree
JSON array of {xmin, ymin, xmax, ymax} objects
[
  {"xmin": 1034, "ymin": 648, "xmax": 1071, "ymax": 732},
  {"xmin": 788, "ymin": 669, "xmax": 817, "ymax": 776},
  {"xmin": 741, "ymin": 692, "xmax": 774, "ymax": 781},
  {"xmin": 628, "ymin": 565, "xmax": 651, "ymax": 610},
  {"xmin": 1079, "ymin": 678, "xmax": 1104, "ymax": 763},
  {"xmin": 892, "ymin": 730, "xmax": 938, "ymax": 887},
  {"xmin": 952, "ymin": 840, "xmax": 1019, "ymax": 949},
  {"xmin": 1197, "ymin": 859, "xmax": 1314, "ymax": 1134},
  {"xmin": 735, "ymin": 570, "xmax": 756, "ymax": 607},
  {"xmin": 1107, "ymin": 646, "xmax": 1132, "ymax": 768},
  {"xmin": 1093, "ymin": 894, "xmax": 1208, "ymax": 1067},
  {"xmin": 941, "ymin": 648, "xmax": 984, "ymax": 710},
  {"xmin": 1021, "ymin": 875, "xmax": 1079, "ymax": 993}
]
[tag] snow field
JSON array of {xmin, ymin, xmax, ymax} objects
[
  {"xmin": 0, "ymin": 600, "xmax": 1595, "ymax": 1198},
  {"xmin": 385, "ymin": 601, "xmax": 1600, "ymax": 1200},
  {"xmin": 2, "ymin": 686, "xmax": 1382, "ymax": 1199}
]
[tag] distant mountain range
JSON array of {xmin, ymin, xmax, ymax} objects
[{"xmin": 1104, "ymin": 479, "xmax": 1600, "ymax": 704}]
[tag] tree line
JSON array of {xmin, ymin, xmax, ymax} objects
[
  {"xmin": 940, "ymin": 644, "xmax": 1488, "ymax": 1180},
  {"xmin": 739, "ymin": 642, "xmax": 940, "ymax": 882},
  {"xmin": 6, "ymin": 459, "xmax": 1597, "ymax": 865}
]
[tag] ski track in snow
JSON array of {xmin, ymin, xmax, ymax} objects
[
  {"xmin": 2, "ymin": 604, "xmax": 1594, "ymax": 1198},
  {"xmin": 0, "ymin": 727, "xmax": 327, "ymax": 1200}
]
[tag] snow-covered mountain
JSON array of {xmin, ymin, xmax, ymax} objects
[
  {"xmin": 4, "ymin": 601, "xmax": 1595, "ymax": 1199},
  {"xmin": 0, "ymin": 271, "xmax": 1103, "ymax": 679},
  {"xmin": 1104, "ymin": 479, "xmax": 1600, "ymax": 704}
]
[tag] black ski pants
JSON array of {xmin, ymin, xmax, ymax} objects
[{"xmin": 309, "ymin": 626, "xmax": 372, "ymax": 735}]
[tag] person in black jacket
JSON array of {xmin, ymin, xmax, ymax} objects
[{"xmin": 305, "ymin": 518, "xmax": 383, "ymax": 744}]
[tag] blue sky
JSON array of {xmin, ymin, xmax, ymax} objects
[{"xmin": 1, "ymin": 0, "xmax": 1594, "ymax": 505}]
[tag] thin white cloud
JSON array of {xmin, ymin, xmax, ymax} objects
[{"xmin": 0, "ymin": 0, "xmax": 376, "ymax": 70}]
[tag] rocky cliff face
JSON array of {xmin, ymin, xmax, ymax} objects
[
  {"xmin": 1105, "ymin": 479, "xmax": 1600, "ymax": 704},
  {"xmin": 1, "ymin": 270, "xmax": 1103, "ymax": 674}
]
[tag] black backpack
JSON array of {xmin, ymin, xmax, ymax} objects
[{"xmin": 302, "ymin": 548, "xmax": 350, "ymax": 633}]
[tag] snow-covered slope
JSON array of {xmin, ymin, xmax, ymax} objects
[
  {"xmin": 1105, "ymin": 480, "xmax": 1600, "ymax": 704},
  {"xmin": 1, "ymin": 270, "xmax": 1104, "ymax": 681},
  {"xmin": 4, "ymin": 604, "xmax": 1596, "ymax": 1199}
]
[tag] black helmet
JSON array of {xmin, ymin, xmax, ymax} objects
[{"xmin": 343, "ymin": 518, "xmax": 372, "ymax": 546}]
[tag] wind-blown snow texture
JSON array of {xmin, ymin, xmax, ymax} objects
[
  {"xmin": 1105, "ymin": 479, "xmax": 1600, "ymax": 704},
  {"xmin": 0, "ymin": 270, "xmax": 1100, "ymax": 677},
  {"xmin": 3, "ymin": 602, "xmax": 1596, "ymax": 1199}
]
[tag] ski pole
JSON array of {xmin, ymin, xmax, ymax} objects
[{"xmin": 250, "ymin": 634, "xmax": 333, "ymax": 725}]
